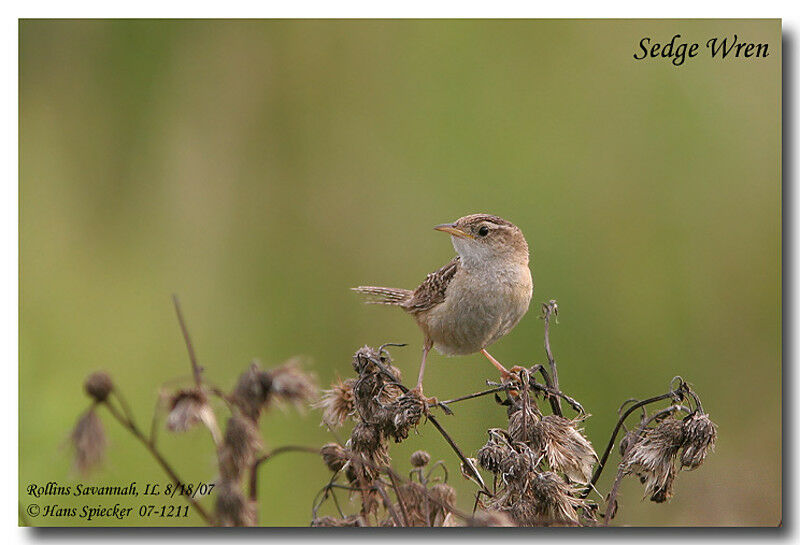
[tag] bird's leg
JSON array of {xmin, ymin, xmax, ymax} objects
[
  {"xmin": 411, "ymin": 339, "xmax": 438, "ymax": 406},
  {"xmin": 480, "ymin": 349, "xmax": 514, "ymax": 381}
]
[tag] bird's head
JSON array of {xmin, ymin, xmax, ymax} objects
[{"xmin": 434, "ymin": 213, "xmax": 529, "ymax": 267}]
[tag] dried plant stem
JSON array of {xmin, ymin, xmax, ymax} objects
[
  {"xmin": 172, "ymin": 294, "xmax": 203, "ymax": 388},
  {"xmin": 542, "ymin": 301, "xmax": 563, "ymax": 417},
  {"xmin": 385, "ymin": 470, "xmax": 411, "ymax": 526},
  {"xmin": 101, "ymin": 398, "xmax": 212, "ymax": 524},
  {"xmin": 374, "ymin": 480, "xmax": 404, "ymax": 527}
]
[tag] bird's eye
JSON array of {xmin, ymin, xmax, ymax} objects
[{"xmin": 478, "ymin": 226, "xmax": 489, "ymax": 237}]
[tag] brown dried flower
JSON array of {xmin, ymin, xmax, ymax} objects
[
  {"xmin": 320, "ymin": 443, "xmax": 349, "ymax": 473},
  {"xmin": 410, "ymin": 450, "xmax": 431, "ymax": 468},
  {"xmin": 351, "ymin": 345, "xmax": 402, "ymax": 381},
  {"xmin": 477, "ymin": 440, "xmax": 510, "ymax": 474},
  {"xmin": 230, "ymin": 363, "xmax": 272, "ymax": 421},
  {"xmin": 621, "ymin": 418, "xmax": 684, "ymax": 502},
  {"xmin": 218, "ymin": 415, "xmax": 262, "ymax": 481},
  {"xmin": 214, "ymin": 481, "xmax": 256, "ymax": 527},
  {"xmin": 268, "ymin": 359, "xmax": 318, "ymax": 408},
  {"xmin": 315, "ymin": 378, "xmax": 356, "ymax": 428},
  {"xmin": 429, "ymin": 483, "xmax": 457, "ymax": 524},
  {"xmin": 680, "ymin": 412, "xmax": 717, "ymax": 470},
  {"xmin": 507, "ymin": 403, "xmax": 542, "ymax": 444},
  {"xmin": 383, "ymin": 390, "xmax": 424, "ymax": 441},
  {"xmin": 528, "ymin": 471, "xmax": 586, "ymax": 525},
  {"xmin": 165, "ymin": 389, "xmax": 217, "ymax": 440},
  {"xmin": 468, "ymin": 510, "xmax": 516, "ymax": 527},
  {"xmin": 533, "ymin": 416, "xmax": 596, "ymax": 484},
  {"xmin": 71, "ymin": 407, "xmax": 106, "ymax": 475},
  {"xmin": 311, "ymin": 515, "xmax": 365, "ymax": 527},
  {"xmin": 84, "ymin": 372, "xmax": 113, "ymax": 402}
]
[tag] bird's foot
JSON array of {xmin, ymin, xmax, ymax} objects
[{"xmin": 408, "ymin": 384, "xmax": 442, "ymax": 413}]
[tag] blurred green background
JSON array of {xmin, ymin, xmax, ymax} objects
[{"xmin": 19, "ymin": 19, "xmax": 780, "ymax": 527}]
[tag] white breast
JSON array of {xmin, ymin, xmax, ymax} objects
[{"xmin": 420, "ymin": 262, "xmax": 533, "ymax": 356}]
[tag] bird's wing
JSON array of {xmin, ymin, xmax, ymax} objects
[{"xmin": 402, "ymin": 257, "xmax": 460, "ymax": 313}]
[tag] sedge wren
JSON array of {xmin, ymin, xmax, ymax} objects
[{"xmin": 353, "ymin": 214, "xmax": 533, "ymax": 396}]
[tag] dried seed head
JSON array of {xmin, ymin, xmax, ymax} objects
[
  {"xmin": 528, "ymin": 471, "xmax": 585, "ymax": 525},
  {"xmin": 507, "ymin": 404, "xmax": 542, "ymax": 444},
  {"xmin": 84, "ymin": 372, "xmax": 114, "ymax": 402},
  {"xmin": 410, "ymin": 450, "xmax": 431, "ymax": 468},
  {"xmin": 499, "ymin": 444, "xmax": 538, "ymax": 481},
  {"xmin": 71, "ymin": 408, "xmax": 106, "ymax": 475},
  {"xmin": 352, "ymin": 346, "xmax": 382, "ymax": 375},
  {"xmin": 385, "ymin": 392, "xmax": 424, "ymax": 441},
  {"xmin": 680, "ymin": 412, "xmax": 717, "ymax": 470},
  {"xmin": 214, "ymin": 481, "xmax": 256, "ymax": 527},
  {"xmin": 429, "ymin": 483, "xmax": 456, "ymax": 511},
  {"xmin": 231, "ymin": 363, "xmax": 272, "ymax": 421},
  {"xmin": 477, "ymin": 441, "xmax": 510, "ymax": 474},
  {"xmin": 398, "ymin": 481, "xmax": 429, "ymax": 526},
  {"xmin": 534, "ymin": 416, "xmax": 597, "ymax": 484},
  {"xmin": 314, "ymin": 378, "xmax": 356, "ymax": 428},
  {"xmin": 468, "ymin": 510, "xmax": 516, "ymax": 527},
  {"xmin": 268, "ymin": 360, "xmax": 318, "ymax": 408},
  {"xmin": 352, "ymin": 345, "xmax": 402, "ymax": 380},
  {"xmin": 311, "ymin": 515, "xmax": 365, "ymax": 527},
  {"xmin": 649, "ymin": 463, "xmax": 676, "ymax": 503},
  {"xmin": 621, "ymin": 418, "xmax": 684, "ymax": 501},
  {"xmin": 166, "ymin": 388, "xmax": 216, "ymax": 435},
  {"xmin": 320, "ymin": 443, "xmax": 349, "ymax": 473},
  {"xmin": 218, "ymin": 415, "xmax": 262, "ymax": 481},
  {"xmin": 349, "ymin": 422, "xmax": 383, "ymax": 455}
]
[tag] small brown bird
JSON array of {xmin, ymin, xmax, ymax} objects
[{"xmin": 353, "ymin": 213, "xmax": 533, "ymax": 398}]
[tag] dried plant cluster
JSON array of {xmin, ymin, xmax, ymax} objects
[
  {"xmin": 68, "ymin": 296, "xmax": 318, "ymax": 526},
  {"xmin": 68, "ymin": 298, "xmax": 717, "ymax": 527},
  {"xmin": 311, "ymin": 301, "xmax": 718, "ymax": 527}
]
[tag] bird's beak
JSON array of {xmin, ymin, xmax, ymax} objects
[{"xmin": 434, "ymin": 223, "xmax": 474, "ymax": 239}]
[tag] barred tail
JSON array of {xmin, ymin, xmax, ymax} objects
[{"xmin": 351, "ymin": 286, "xmax": 413, "ymax": 306}]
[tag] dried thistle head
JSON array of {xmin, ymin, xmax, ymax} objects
[
  {"xmin": 351, "ymin": 345, "xmax": 402, "ymax": 378},
  {"xmin": 268, "ymin": 359, "xmax": 318, "ymax": 409},
  {"xmin": 468, "ymin": 510, "xmax": 516, "ymax": 527},
  {"xmin": 320, "ymin": 443, "xmax": 349, "ymax": 473},
  {"xmin": 498, "ymin": 443, "xmax": 538, "ymax": 480},
  {"xmin": 382, "ymin": 390, "xmax": 424, "ymax": 441},
  {"xmin": 165, "ymin": 388, "xmax": 216, "ymax": 436},
  {"xmin": 429, "ymin": 483, "xmax": 457, "ymax": 524},
  {"xmin": 84, "ymin": 372, "xmax": 113, "ymax": 402},
  {"xmin": 410, "ymin": 450, "xmax": 431, "ymax": 468},
  {"xmin": 315, "ymin": 378, "xmax": 356, "ymax": 428},
  {"xmin": 621, "ymin": 417, "xmax": 684, "ymax": 502},
  {"xmin": 345, "ymin": 423, "xmax": 389, "ymax": 483},
  {"xmin": 680, "ymin": 412, "xmax": 717, "ymax": 470},
  {"xmin": 352, "ymin": 346, "xmax": 383, "ymax": 375},
  {"xmin": 397, "ymin": 481, "xmax": 429, "ymax": 526},
  {"xmin": 533, "ymin": 415, "xmax": 597, "ymax": 484},
  {"xmin": 231, "ymin": 363, "xmax": 272, "ymax": 421},
  {"xmin": 477, "ymin": 440, "xmax": 511, "ymax": 474},
  {"xmin": 311, "ymin": 515, "xmax": 365, "ymax": 527},
  {"xmin": 349, "ymin": 422, "xmax": 383, "ymax": 456},
  {"xmin": 507, "ymin": 403, "xmax": 542, "ymax": 444},
  {"xmin": 71, "ymin": 407, "xmax": 106, "ymax": 475},
  {"xmin": 214, "ymin": 481, "xmax": 256, "ymax": 527},
  {"xmin": 218, "ymin": 415, "xmax": 262, "ymax": 481},
  {"xmin": 528, "ymin": 471, "xmax": 585, "ymax": 525}
]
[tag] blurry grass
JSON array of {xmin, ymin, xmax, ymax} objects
[{"xmin": 20, "ymin": 19, "xmax": 779, "ymax": 526}]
